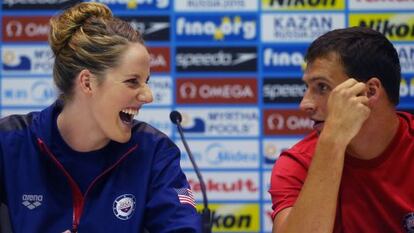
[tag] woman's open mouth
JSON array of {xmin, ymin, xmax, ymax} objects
[{"xmin": 119, "ymin": 108, "xmax": 138, "ymax": 125}]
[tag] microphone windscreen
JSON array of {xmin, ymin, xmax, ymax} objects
[{"xmin": 169, "ymin": 110, "xmax": 182, "ymax": 124}]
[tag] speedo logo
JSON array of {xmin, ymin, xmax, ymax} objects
[
  {"xmin": 177, "ymin": 52, "xmax": 255, "ymax": 68},
  {"xmin": 22, "ymin": 194, "xmax": 43, "ymax": 210},
  {"xmin": 176, "ymin": 15, "xmax": 256, "ymax": 40},
  {"xmin": 176, "ymin": 47, "xmax": 257, "ymax": 72}
]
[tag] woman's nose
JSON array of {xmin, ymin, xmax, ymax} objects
[{"xmin": 137, "ymin": 85, "xmax": 153, "ymax": 104}]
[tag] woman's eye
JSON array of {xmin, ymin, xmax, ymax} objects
[{"xmin": 125, "ymin": 79, "xmax": 139, "ymax": 87}]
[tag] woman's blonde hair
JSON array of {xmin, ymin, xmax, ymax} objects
[{"xmin": 49, "ymin": 2, "xmax": 144, "ymax": 102}]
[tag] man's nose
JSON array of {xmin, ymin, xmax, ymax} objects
[{"xmin": 299, "ymin": 91, "xmax": 316, "ymax": 114}]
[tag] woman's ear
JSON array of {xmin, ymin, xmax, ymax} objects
[{"xmin": 78, "ymin": 69, "xmax": 94, "ymax": 94}]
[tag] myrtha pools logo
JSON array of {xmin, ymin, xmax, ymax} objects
[{"xmin": 113, "ymin": 194, "xmax": 136, "ymax": 220}]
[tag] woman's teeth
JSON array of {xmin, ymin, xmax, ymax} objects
[{"xmin": 121, "ymin": 108, "xmax": 138, "ymax": 116}]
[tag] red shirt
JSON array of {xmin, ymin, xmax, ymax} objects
[{"xmin": 269, "ymin": 112, "xmax": 414, "ymax": 233}]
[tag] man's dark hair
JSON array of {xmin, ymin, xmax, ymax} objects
[{"xmin": 305, "ymin": 26, "xmax": 401, "ymax": 105}]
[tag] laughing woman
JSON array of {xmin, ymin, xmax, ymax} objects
[{"xmin": 0, "ymin": 2, "xmax": 200, "ymax": 233}]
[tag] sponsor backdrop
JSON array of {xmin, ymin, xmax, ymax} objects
[{"xmin": 1, "ymin": 0, "xmax": 414, "ymax": 232}]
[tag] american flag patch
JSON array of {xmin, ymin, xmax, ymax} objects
[{"xmin": 174, "ymin": 188, "xmax": 196, "ymax": 208}]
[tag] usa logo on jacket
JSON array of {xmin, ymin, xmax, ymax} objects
[{"xmin": 113, "ymin": 194, "xmax": 136, "ymax": 220}]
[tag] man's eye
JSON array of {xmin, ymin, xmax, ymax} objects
[{"xmin": 318, "ymin": 83, "xmax": 329, "ymax": 92}]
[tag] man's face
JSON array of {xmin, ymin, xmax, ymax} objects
[{"xmin": 300, "ymin": 54, "xmax": 349, "ymax": 133}]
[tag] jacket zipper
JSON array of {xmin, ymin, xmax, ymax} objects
[{"xmin": 37, "ymin": 138, "xmax": 138, "ymax": 232}]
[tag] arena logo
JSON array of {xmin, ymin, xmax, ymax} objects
[
  {"xmin": 90, "ymin": 0, "xmax": 169, "ymax": 9},
  {"xmin": 350, "ymin": 14, "xmax": 414, "ymax": 40},
  {"xmin": 263, "ymin": 78, "xmax": 306, "ymax": 103},
  {"xmin": 264, "ymin": 109, "xmax": 313, "ymax": 135},
  {"xmin": 174, "ymin": 0, "xmax": 257, "ymax": 12},
  {"xmin": 396, "ymin": 45, "xmax": 414, "ymax": 73},
  {"xmin": 3, "ymin": 16, "xmax": 50, "ymax": 42},
  {"xmin": 188, "ymin": 178, "xmax": 258, "ymax": 193},
  {"xmin": 121, "ymin": 16, "xmax": 170, "ymax": 41},
  {"xmin": 175, "ymin": 15, "xmax": 256, "ymax": 40},
  {"xmin": 148, "ymin": 47, "xmax": 170, "ymax": 72},
  {"xmin": 262, "ymin": 13, "xmax": 345, "ymax": 42},
  {"xmin": 263, "ymin": 0, "xmax": 343, "ymax": 10},
  {"xmin": 176, "ymin": 78, "xmax": 257, "ymax": 104},
  {"xmin": 176, "ymin": 47, "xmax": 257, "ymax": 72},
  {"xmin": 2, "ymin": 0, "xmax": 79, "ymax": 10}
]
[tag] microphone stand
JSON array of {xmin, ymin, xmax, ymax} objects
[{"xmin": 170, "ymin": 111, "xmax": 211, "ymax": 233}]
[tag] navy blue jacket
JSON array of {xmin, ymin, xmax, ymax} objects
[{"xmin": 0, "ymin": 101, "xmax": 201, "ymax": 233}]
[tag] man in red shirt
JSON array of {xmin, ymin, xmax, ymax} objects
[{"xmin": 269, "ymin": 26, "xmax": 414, "ymax": 233}]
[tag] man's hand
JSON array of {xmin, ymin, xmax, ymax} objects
[{"xmin": 323, "ymin": 78, "xmax": 371, "ymax": 143}]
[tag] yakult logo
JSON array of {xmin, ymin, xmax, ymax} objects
[
  {"xmin": 176, "ymin": 15, "xmax": 256, "ymax": 41},
  {"xmin": 264, "ymin": 109, "xmax": 313, "ymax": 135},
  {"xmin": 187, "ymin": 172, "xmax": 259, "ymax": 200}
]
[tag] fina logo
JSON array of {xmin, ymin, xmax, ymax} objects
[
  {"xmin": 113, "ymin": 194, "xmax": 136, "ymax": 220},
  {"xmin": 176, "ymin": 16, "xmax": 256, "ymax": 40}
]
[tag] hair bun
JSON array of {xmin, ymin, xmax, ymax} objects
[{"xmin": 49, "ymin": 2, "xmax": 112, "ymax": 56}]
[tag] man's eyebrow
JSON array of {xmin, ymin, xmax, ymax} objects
[{"xmin": 303, "ymin": 76, "xmax": 331, "ymax": 84}]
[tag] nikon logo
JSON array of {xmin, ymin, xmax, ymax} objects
[
  {"xmin": 269, "ymin": 0, "xmax": 336, "ymax": 6},
  {"xmin": 359, "ymin": 20, "xmax": 414, "ymax": 38},
  {"xmin": 210, "ymin": 211, "xmax": 252, "ymax": 229}
]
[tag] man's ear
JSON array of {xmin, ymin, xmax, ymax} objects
[
  {"xmin": 366, "ymin": 77, "xmax": 381, "ymax": 100},
  {"xmin": 78, "ymin": 69, "xmax": 94, "ymax": 94}
]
